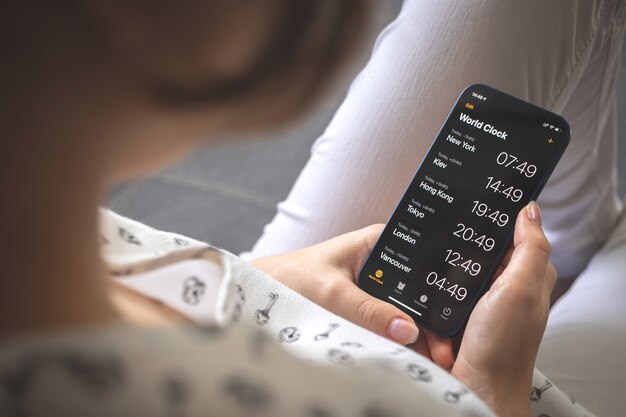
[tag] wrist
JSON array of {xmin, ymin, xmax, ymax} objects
[
  {"xmin": 452, "ymin": 363, "xmax": 531, "ymax": 417},
  {"xmin": 481, "ymin": 388, "xmax": 530, "ymax": 417}
]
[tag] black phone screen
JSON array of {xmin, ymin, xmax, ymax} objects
[{"xmin": 357, "ymin": 84, "xmax": 570, "ymax": 337}]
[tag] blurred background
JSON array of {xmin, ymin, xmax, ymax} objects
[{"xmin": 107, "ymin": 1, "xmax": 626, "ymax": 254}]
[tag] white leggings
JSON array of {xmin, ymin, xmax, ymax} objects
[{"xmin": 246, "ymin": 1, "xmax": 626, "ymax": 416}]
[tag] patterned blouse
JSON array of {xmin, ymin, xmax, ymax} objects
[{"xmin": 0, "ymin": 210, "xmax": 594, "ymax": 417}]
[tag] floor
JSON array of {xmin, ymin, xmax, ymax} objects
[{"xmin": 107, "ymin": 2, "xmax": 626, "ymax": 255}]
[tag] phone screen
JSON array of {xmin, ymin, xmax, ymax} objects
[{"xmin": 357, "ymin": 84, "xmax": 570, "ymax": 337}]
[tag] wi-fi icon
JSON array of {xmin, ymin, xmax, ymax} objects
[{"xmin": 549, "ymin": 125, "xmax": 554, "ymax": 129}]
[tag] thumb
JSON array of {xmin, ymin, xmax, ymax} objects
[
  {"xmin": 317, "ymin": 224, "xmax": 419, "ymax": 344},
  {"xmin": 318, "ymin": 223, "xmax": 385, "ymax": 276},
  {"xmin": 497, "ymin": 201, "xmax": 556, "ymax": 302},
  {"xmin": 333, "ymin": 279, "xmax": 419, "ymax": 345}
]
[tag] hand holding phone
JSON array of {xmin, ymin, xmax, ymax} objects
[
  {"xmin": 451, "ymin": 202, "xmax": 556, "ymax": 417},
  {"xmin": 358, "ymin": 84, "xmax": 569, "ymax": 337}
]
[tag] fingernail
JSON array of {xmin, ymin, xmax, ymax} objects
[
  {"xmin": 387, "ymin": 318, "xmax": 419, "ymax": 345},
  {"xmin": 527, "ymin": 201, "xmax": 542, "ymax": 225}
]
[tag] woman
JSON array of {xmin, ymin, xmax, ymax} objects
[{"xmin": 0, "ymin": 1, "xmax": 583, "ymax": 416}]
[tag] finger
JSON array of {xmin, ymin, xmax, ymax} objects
[
  {"xmin": 500, "ymin": 246, "xmax": 514, "ymax": 269},
  {"xmin": 490, "ymin": 247, "xmax": 513, "ymax": 284},
  {"xmin": 500, "ymin": 202, "xmax": 551, "ymax": 289},
  {"xmin": 545, "ymin": 262, "xmax": 557, "ymax": 293},
  {"xmin": 318, "ymin": 224, "xmax": 385, "ymax": 278},
  {"xmin": 424, "ymin": 330, "xmax": 455, "ymax": 370},
  {"xmin": 452, "ymin": 331, "xmax": 463, "ymax": 357},
  {"xmin": 544, "ymin": 262, "xmax": 558, "ymax": 305},
  {"xmin": 412, "ymin": 331, "xmax": 432, "ymax": 359},
  {"xmin": 333, "ymin": 279, "xmax": 419, "ymax": 345}
]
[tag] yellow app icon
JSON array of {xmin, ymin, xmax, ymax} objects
[{"xmin": 368, "ymin": 269, "xmax": 384, "ymax": 284}]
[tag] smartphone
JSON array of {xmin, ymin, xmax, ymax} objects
[{"xmin": 357, "ymin": 84, "xmax": 570, "ymax": 337}]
